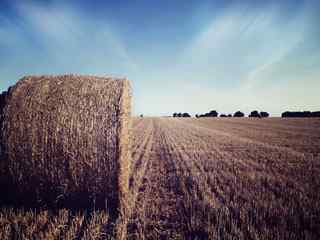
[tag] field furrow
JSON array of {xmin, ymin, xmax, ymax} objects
[{"xmin": 129, "ymin": 118, "xmax": 154, "ymax": 214}]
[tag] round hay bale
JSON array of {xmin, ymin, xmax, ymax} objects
[{"xmin": 0, "ymin": 75, "xmax": 131, "ymax": 212}]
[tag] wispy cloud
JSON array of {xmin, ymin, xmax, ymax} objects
[
  {"xmin": 177, "ymin": 2, "xmax": 308, "ymax": 89},
  {"xmin": 1, "ymin": 1, "xmax": 138, "ymax": 77}
]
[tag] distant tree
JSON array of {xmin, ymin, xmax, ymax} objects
[
  {"xmin": 302, "ymin": 111, "xmax": 312, "ymax": 117},
  {"xmin": 173, "ymin": 113, "xmax": 177, "ymax": 117},
  {"xmin": 282, "ymin": 111, "xmax": 313, "ymax": 118},
  {"xmin": 260, "ymin": 111, "xmax": 269, "ymax": 118},
  {"xmin": 208, "ymin": 110, "xmax": 218, "ymax": 117},
  {"xmin": 140, "ymin": 114, "xmax": 143, "ymax": 118},
  {"xmin": 312, "ymin": 111, "xmax": 320, "ymax": 117},
  {"xmin": 220, "ymin": 114, "xmax": 227, "ymax": 117},
  {"xmin": 233, "ymin": 111, "xmax": 245, "ymax": 117},
  {"xmin": 249, "ymin": 110, "xmax": 261, "ymax": 118},
  {"xmin": 227, "ymin": 114, "xmax": 232, "ymax": 117},
  {"xmin": 281, "ymin": 111, "xmax": 290, "ymax": 117},
  {"xmin": 182, "ymin": 113, "xmax": 191, "ymax": 118},
  {"xmin": 195, "ymin": 114, "xmax": 199, "ymax": 118},
  {"xmin": 177, "ymin": 113, "xmax": 182, "ymax": 117},
  {"xmin": 197, "ymin": 110, "xmax": 219, "ymax": 118}
]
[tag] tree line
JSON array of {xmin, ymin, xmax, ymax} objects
[
  {"xmin": 281, "ymin": 111, "xmax": 320, "ymax": 118},
  {"xmin": 172, "ymin": 110, "xmax": 320, "ymax": 118},
  {"xmin": 172, "ymin": 110, "xmax": 269, "ymax": 118}
]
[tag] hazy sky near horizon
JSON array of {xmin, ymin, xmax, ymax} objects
[{"xmin": 0, "ymin": 0, "xmax": 319, "ymax": 116}]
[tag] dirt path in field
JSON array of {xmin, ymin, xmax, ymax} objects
[{"xmin": 127, "ymin": 117, "xmax": 320, "ymax": 240}]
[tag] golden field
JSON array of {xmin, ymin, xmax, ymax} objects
[{"xmin": 1, "ymin": 117, "xmax": 320, "ymax": 239}]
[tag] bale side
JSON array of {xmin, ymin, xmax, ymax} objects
[
  {"xmin": 1, "ymin": 75, "xmax": 131, "ymax": 210},
  {"xmin": 117, "ymin": 79, "xmax": 131, "ymax": 215}
]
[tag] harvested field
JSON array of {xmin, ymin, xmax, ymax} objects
[
  {"xmin": 1, "ymin": 117, "xmax": 320, "ymax": 239},
  {"xmin": 127, "ymin": 117, "xmax": 320, "ymax": 239}
]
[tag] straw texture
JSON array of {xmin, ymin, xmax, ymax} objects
[{"xmin": 0, "ymin": 75, "xmax": 131, "ymax": 211}]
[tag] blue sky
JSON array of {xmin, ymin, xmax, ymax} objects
[{"xmin": 0, "ymin": 0, "xmax": 319, "ymax": 116}]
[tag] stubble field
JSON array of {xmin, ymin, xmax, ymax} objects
[{"xmin": 1, "ymin": 117, "xmax": 320, "ymax": 239}]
